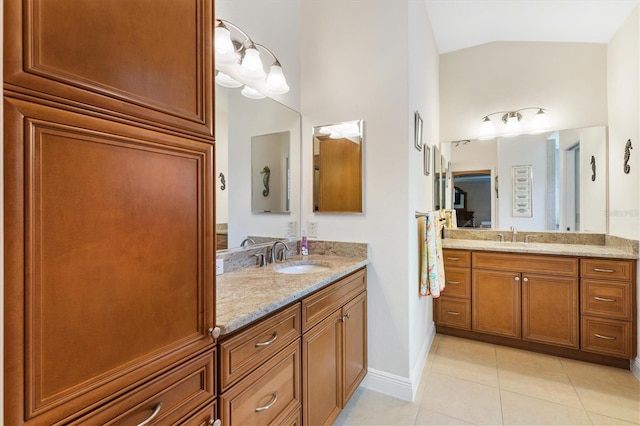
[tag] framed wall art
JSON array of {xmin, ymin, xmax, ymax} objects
[{"xmin": 414, "ymin": 111, "xmax": 423, "ymax": 151}]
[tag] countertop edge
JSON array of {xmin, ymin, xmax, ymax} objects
[{"xmin": 442, "ymin": 240, "xmax": 638, "ymax": 259}]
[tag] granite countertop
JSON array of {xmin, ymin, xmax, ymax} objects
[
  {"xmin": 216, "ymin": 254, "xmax": 369, "ymax": 336},
  {"xmin": 442, "ymin": 239, "xmax": 637, "ymax": 259}
]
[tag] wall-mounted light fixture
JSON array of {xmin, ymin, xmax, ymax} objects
[
  {"xmin": 214, "ymin": 19, "xmax": 289, "ymax": 99},
  {"xmin": 478, "ymin": 107, "xmax": 550, "ymax": 140}
]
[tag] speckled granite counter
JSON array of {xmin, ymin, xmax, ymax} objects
[
  {"xmin": 442, "ymin": 239, "xmax": 637, "ymax": 259},
  {"xmin": 216, "ymin": 254, "xmax": 369, "ymax": 336}
]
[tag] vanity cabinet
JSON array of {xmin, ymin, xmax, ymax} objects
[
  {"xmin": 472, "ymin": 252, "xmax": 579, "ymax": 348},
  {"xmin": 301, "ymin": 268, "xmax": 367, "ymax": 426},
  {"xmin": 580, "ymin": 259, "xmax": 637, "ymax": 358},
  {"xmin": 436, "ymin": 250, "xmax": 472, "ymax": 330},
  {"xmin": 3, "ymin": 1, "xmax": 217, "ymax": 424}
]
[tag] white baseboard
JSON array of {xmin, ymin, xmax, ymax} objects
[
  {"xmin": 360, "ymin": 327, "xmax": 437, "ymax": 402},
  {"xmin": 631, "ymin": 356, "xmax": 640, "ymax": 381}
]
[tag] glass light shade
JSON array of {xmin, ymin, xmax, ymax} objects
[
  {"xmin": 215, "ymin": 26, "xmax": 237, "ymax": 64},
  {"xmin": 503, "ymin": 113, "xmax": 521, "ymax": 137},
  {"xmin": 239, "ymin": 47, "xmax": 265, "ymax": 80},
  {"xmin": 265, "ymin": 64, "xmax": 289, "ymax": 94},
  {"xmin": 478, "ymin": 117, "xmax": 495, "ymax": 140},
  {"xmin": 529, "ymin": 109, "xmax": 550, "ymax": 134},
  {"xmin": 215, "ymin": 71, "xmax": 242, "ymax": 88},
  {"xmin": 241, "ymin": 85, "xmax": 266, "ymax": 99}
]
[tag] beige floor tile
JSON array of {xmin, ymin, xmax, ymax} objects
[
  {"xmin": 419, "ymin": 371, "xmax": 503, "ymax": 425},
  {"xmin": 500, "ymin": 390, "xmax": 592, "ymax": 425},
  {"xmin": 431, "ymin": 336, "xmax": 499, "ymax": 387},
  {"xmin": 588, "ymin": 411, "xmax": 640, "ymax": 425},
  {"xmin": 570, "ymin": 375, "xmax": 640, "ymax": 424},
  {"xmin": 335, "ymin": 387, "xmax": 419, "ymax": 426},
  {"xmin": 414, "ymin": 406, "xmax": 474, "ymax": 425},
  {"xmin": 496, "ymin": 345, "xmax": 566, "ymax": 375},
  {"xmin": 562, "ymin": 358, "xmax": 640, "ymax": 388}
]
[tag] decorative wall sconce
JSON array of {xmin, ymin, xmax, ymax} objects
[
  {"xmin": 478, "ymin": 107, "xmax": 550, "ymax": 140},
  {"xmin": 215, "ymin": 19, "xmax": 289, "ymax": 99},
  {"xmin": 624, "ymin": 139, "xmax": 632, "ymax": 174}
]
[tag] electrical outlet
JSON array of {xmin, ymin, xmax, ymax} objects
[
  {"xmin": 308, "ymin": 221, "xmax": 318, "ymax": 238},
  {"xmin": 286, "ymin": 220, "xmax": 297, "ymax": 237},
  {"xmin": 216, "ymin": 259, "xmax": 224, "ymax": 276}
]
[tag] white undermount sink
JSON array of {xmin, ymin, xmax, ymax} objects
[{"xmin": 275, "ymin": 261, "xmax": 331, "ymax": 274}]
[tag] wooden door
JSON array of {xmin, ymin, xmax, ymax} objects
[
  {"xmin": 522, "ymin": 274, "xmax": 579, "ymax": 348},
  {"xmin": 3, "ymin": 98, "xmax": 215, "ymax": 424},
  {"xmin": 302, "ymin": 310, "xmax": 343, "ymax": 426},
  {"xmin": 342, "ymin": 292, "xmax": 367, "ymax": 406},
  {"xmin": 472, "ymin": 270, "xmax": 521, "ymax": 338},
  {"xmin": 317, "ymin": 137, "xmax": 362, "ymax": 212}
]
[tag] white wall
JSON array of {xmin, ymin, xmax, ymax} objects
[
  {"xmin": 440, "ymin": 42, "xmax": 608, "ymax": 143},
  {"xmin": 607, "ymin": 5, "xmax": 640, "ymax": 377},
  {"xmin": 301, "ymin": 0, "xmax": 439, "ymax": 400}
]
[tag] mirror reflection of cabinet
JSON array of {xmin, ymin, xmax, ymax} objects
[{"xmin": 313, "ymin": 121, "xmax": 364, "ymax": 213}]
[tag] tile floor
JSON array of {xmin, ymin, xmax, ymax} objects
[{"xmin": 335, "ymin": 334, "xmax": 640, "ymax": 425}]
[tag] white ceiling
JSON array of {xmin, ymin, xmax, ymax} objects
[{"xmin": 425, "ymin": 0, "xmax": 640, "ymax": 54}]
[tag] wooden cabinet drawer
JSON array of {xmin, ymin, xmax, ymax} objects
[
  {"xmin": 301, "ymin": 268, "xmax": 366, "ymax": 332},
  {"xmin": 436, "ymin": 298, "xmax": 471, "ymax": 330},
  {"xmin": 473, "ymin": 252, "xmax": 578, "ymax": 276},
  {"xmin": 442, "ymin": 267, "xmax": 471, "ymax": 298},
  {"xmin": 219, "ymin": 304, "xmax": 301, "ymax": 392},
  {"xmin": 68, "ymin": 350, "xmax": 216, "ymax": 425},
  {"xmin": 178, "ymin": 402, "xmax": 217, "ymax": 426},
  {"xmin": 581, "ymin": 279, "xmax": 633, "ymax": 320},
  {"xmin": 220, "ymin": 340, "xmax": 301, "ymax": 426},
  {"xmin": 581, "ymin": 317, "xmax": 633, "ymax": 359},
  {"xmin": 580, "ymin": 259, "xmax": 634, "ymax": 281},
  {"xmin": 443, "ymin": 249, "xmax": 471, "ymax": 268}
]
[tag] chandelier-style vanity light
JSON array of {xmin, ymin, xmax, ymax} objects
[
  {"xmin": 214, "ymin": 19, "xmax": 290, "ymax": 99},
  {"xmin": 478, "ymin": 107, "xmax": 550, "ymax": 140}
]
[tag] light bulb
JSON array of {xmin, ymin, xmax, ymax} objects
[
  {"xmin": 215, "ymin": 25, "xmax": 237, "ymax": 64},
  {"xmin": 239, "ymin": 47, "xmax": 265, "ymax": 80},
  {"xmin": 503, "ymin": 112, "xmax": 521, "ymax": 137},
  {"xmin": 529, "ymin": 109, "xmax": 550, "ymax": 134},
  {"xmin": 265, "ymin": 64, "xmax": 289, "ymax": 94},
  {"xmin": 478, "ymin": 117, "xmax": 495, "ymax": 140},
  {"xmin": 241, "ymin": 85, "xmax": 266, "ymax": 99}
]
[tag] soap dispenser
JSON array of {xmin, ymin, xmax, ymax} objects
[{"xmin": 301, "ymin": 228, "xmax": 309, "ymax": 256}]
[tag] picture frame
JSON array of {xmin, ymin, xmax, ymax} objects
[
  {"xmin": 414, "ymin": 111, "xmax": 423, "ymax": 151},
  {"xmin": 423, "ymin": 144, "xmax": 430, "ymax": 175}
]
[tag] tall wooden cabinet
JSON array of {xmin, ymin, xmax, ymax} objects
[{"xmin": 3, "ymin": 1, "xmax": 217, "ymax": 424}]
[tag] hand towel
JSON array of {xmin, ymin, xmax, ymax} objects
[{"xmin": 419, "ymin": 212, "xmax": 446, "ymax": 297}]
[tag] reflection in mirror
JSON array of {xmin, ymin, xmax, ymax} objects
[
  {"xmin": 312, "ymin": 120, "xmax": 364, "ymax": 213},
  {"xmin": 445, "ymin": 126, "xmax": 608, "ymax": 232},
  {"xmin": 251, "ymin": 131, "xmax": 290, "ymax": 213},
  {"xmin": 215, "ymin": 87, "xmax": 301, "ymax": 251},
  {"xmin": 433, "ymin": 145, "xmax": 444, "ymax": 210}
]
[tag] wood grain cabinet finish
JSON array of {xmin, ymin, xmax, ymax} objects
[
  {"xmin": 580, "ymin": 258, "xmax": 637, "ymax": 359},
  {"xmin": 4, "ymin": 0, "xmax": 215, "ymax": 138},
  {"xmin": 301, "ymin": 268, "xmax": 367, "ymax": 426},
  {"xmin": 472, "ymin": 269, "xmax": 522, "ymax": 338},
  {"xmin": 435, "ymin": 249, "xmax": 472, "ymax": 330},
  {"xmin": 219, "ymin": 340, "xmax": 301, "ymax": 426}
]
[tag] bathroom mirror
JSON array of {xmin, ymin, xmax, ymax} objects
[
  {"xmin": 251, "ymin": 131, "xmax": 290, "ymax": 213},
  {"xmin": 215, "ymin": 87, "xmax": 301, "ymax": 250},
  {"xmin": 444, "ymin": 126, "xmax": 608, "ymax": 232},
  {"xmin": 433, "ymin": 145, "xmax": 445, "ymax": 210},
  {"xmin": 312, "ymin": 120, "xmax": 364, "ymax": 213}
]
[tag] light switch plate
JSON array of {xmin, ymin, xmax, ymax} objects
[
  {"xmin": 308, "ymin": 221, "xmax": 318, "ymax": 238},
  {"xmin": 215, "ymin": 259, "xmax": 224, "ymax": 276},
  {"xmin": 286, "ymin": 220, "xmax": 297, "ymax": 237}
]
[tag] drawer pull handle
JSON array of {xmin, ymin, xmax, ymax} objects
[
  {"xmin": 137, "ymin": 402, "xmax": 162, "ymax": 426},
  {"xmin": 593, "ymin": 268, "xmax": 615, "ymax": 273},
  {"xmin": 447, "ymin": 281, "xmax": 460, "ymax": 285},
  {"xmin": 594, "ymin": 333, "xmax": 616, "ymax": 340},
  {"xmin": 446, "ymin": 257, "xmax": 460, "ymax": 261},
  {"xmin": 255, "ymin": 332, "xmax": 278, "ymax": 347},
  {"xmin": 594, "ymin": 296, "xmax": 616, "ymax": 302},
  {"xmin": 446, "ymin": 311, "xmax": 461, "ymax": 316},
  {"xmin": 208, "ymin": 420, "xmax": 221, "ymax": 426},
  {"xmin": 255, "ymin": 391, "xmax": 278, "ymax": 412}
]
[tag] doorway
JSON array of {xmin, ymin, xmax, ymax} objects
[{"xmin": 452, "ymin": 170, "xmax": 492, "ymax": 228}]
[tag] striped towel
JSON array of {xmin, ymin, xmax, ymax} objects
[{"xmin": 419, "ymin": 212, "xmax": 446, "ymax": 297}]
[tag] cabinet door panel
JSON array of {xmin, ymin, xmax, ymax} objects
[
  {"xmin": 472, "ymin": 270, "xmax": 521, "ymax": 338},
  {"xmin": 4, "ymin": 98, "xmax": 214, "ymax": 423},
  {"xmin": 342, "ymin": 292, "xmax": 367, "ymax": 406},
  {"xmin": 302, "ymin": 310, "xmax": 342, "ymax": 426},
  {"xmin": 4, "ymin": 0, "xmax": 214, "ymax": 137},
  {"xmin": 522, "ymin": 275, "xmax": 578, "ymax": 348}
]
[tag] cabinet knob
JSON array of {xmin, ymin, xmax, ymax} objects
[
  {"xmin": 514, "ymin": 276, "xmax": 520, "ymax": 281},
  {"xmin": 522, "ymin": 277, "xmax": 529, "ymax": 283},
  {"xmin": 209, "ymin": 419, "xmax": 221, "ymax": 426},
  {"xmin": 208, "ymin": 327, "xmax": 221, "ymax": 339}
]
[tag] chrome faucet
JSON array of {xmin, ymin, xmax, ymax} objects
[
  {"xmin": 509, "ymin": 226, "xmax": 518, "ymax": 242},
  {"xmin": 270, "ymin": 240, "xmax": 289, "ymax": 263},
  {"xmin": 496, "ymin": 234, "xmax": 505, "ymax": 243},
  {"xmin": 240, "ymin": 238, "xmax": 256, "ymax": 248}
]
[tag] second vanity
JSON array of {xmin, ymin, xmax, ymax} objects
[
  {"xmin": 215, "ymin": 248, "xmax": 368, "ymax": 426},
  {"xmin": 438, "ymin": 231, "xmax": 638, "ymax": 368}
]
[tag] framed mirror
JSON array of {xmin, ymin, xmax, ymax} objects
[{"xmin": 312, "ymin": 120, "xmax": 364, "ymax": 213}]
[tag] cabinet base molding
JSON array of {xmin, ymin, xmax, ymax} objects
[{"xmin": 436, "ymin": 326, "xmax": 631, "ymax": 370}]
